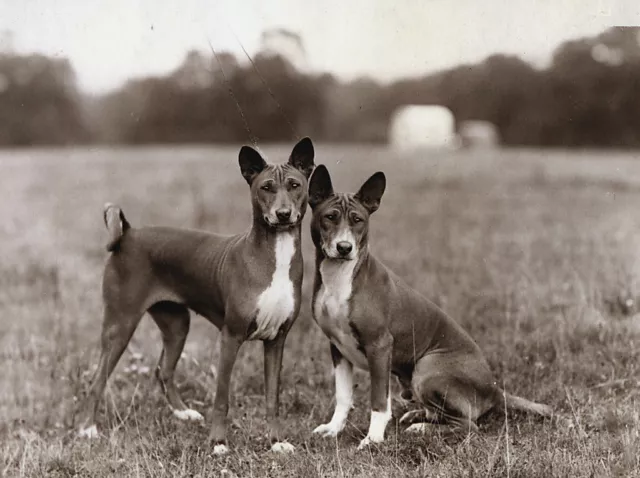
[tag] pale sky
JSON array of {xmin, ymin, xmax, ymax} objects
[{"xmin": 1, "ymin": 0, "xmax": 638, "ymax": 94}]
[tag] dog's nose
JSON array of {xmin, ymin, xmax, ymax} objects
[
  {"xmin": 336, "ymin": 241, "xmax": 353, "ymax": 256},
  {"xmin": 276, "ymin": 209, "xmax": 292, "ymax": 222}
]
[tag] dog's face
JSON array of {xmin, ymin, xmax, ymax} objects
[
  {"xmin": 239, "ymin": 137, "xmax": 315, "ymax": 230},
  {"xmin": 308, "ymin": 165, "xmax": 386, "ymax": 260}
]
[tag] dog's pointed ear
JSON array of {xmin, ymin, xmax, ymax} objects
[
  {"xmin": 288, "ymin": 137, "xmax": 315, "ymax": 178},
  {"xmin": 239, "ymin": 145, "xmax": 267, "ymax": 185},
  {"xmin": 355, "ymin": 172, "xmax": 386, "ymax": 214},
  {"xmin": 308, "ymin": 165, "xmax": 334, "ymax": 209}
]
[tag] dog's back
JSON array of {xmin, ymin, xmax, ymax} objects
[
  {"xmin": 104, "ymin": 225, "xmax": 238, "ymax": 323},
  {"xmin": 370, "ymin": 258, "xmax": 487, "ymax": 368}
]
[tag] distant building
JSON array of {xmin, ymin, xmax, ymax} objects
[
  {"xmin": 0, "ymin": 30, "xmax": 14, "ymax": 53},
  {"xmin": 259, "ymin": 29, "xmax": 307, "ymax": 73},
  {"xmin": 458, "ymin": 120, "xmax": 500, "ymax": 148},
  {"xmin": 389, "ymin": 105, "xmax": 458, "ymax": 150},
  {"xmin": 171, "ymin": 50, "xmax": 238, "ymax": 90},
  {"xmin": 172, "ymin": 50, "xmax": 213, "ymax": 90}
]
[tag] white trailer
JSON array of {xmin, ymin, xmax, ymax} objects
[{"xmin": 458, "ymin": 120, "xmax": 500, "ymax": 148}]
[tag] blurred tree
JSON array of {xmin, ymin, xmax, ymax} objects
[
  {"xmin": 93, "ymin": 50, "xmax": 246, "ymax": 144},
  {"xmin": 259, "ymin": 28, "xmax": 307, "ymax": 73},
  {"xmin": 93, "ymin": 35, "xmax": 325, "ymax": 145},
  {"xmin": 172, "ymin": 50, "xmax": 213, "ymax": 90},
  {"xmin": 82, "ymin": 26, "xmax": 640, "ymax": 149},
  {"xmin": 376, "ymin": 27, "xmax": 640, "ymax": 148},
  {"xmin": 323, "ymin": 77, "xmax": 389, "ymax": 142},
  {"xmin": 234, "ymin": 51, "xmax": 324, "ymax": 141},
  {"xmin": 545, "ymin": 27, "xmax": 640, "ymax": 147},
  {"xmin": 0, "ymin": 53, "xmax": 89, "ymax": 145}
]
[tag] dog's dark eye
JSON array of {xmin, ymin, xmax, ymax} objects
[
  {"xmin": 261, "ymin": 184, "xmax": 272, "ymax": 192},
  {"xmin": 290, "ymin": 182, "xmax": 300, "ymax": 189},
  {"xmin": 325, "ymin": 214, "xmax": 336, "ymax": 221},
  {"xmin": 353, "ymin": 216, "xmax": 363, "ymax": 223}
]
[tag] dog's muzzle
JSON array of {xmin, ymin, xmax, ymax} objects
[
  {"xmin": 264, "ymin": 213, "xmax": 300, "ymax": 230},
  {"xmin": 323, "ymin": 243, "xmax": 356, "ymax": 261}
]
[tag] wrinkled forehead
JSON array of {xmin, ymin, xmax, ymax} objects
[
  {"xmin": 257, "ymin": 163, "xmax": 306, "ymax": 184},
  {"xmin": 318, "ymin": 193, "xmax": 367, "ymax": 217}
]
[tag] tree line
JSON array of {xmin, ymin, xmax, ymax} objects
[{"xmin": 0, "ymin": 27, "xmax": 639, "ymax": 148}]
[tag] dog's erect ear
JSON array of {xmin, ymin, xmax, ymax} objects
[
  {"xmin": 308, "ymin": 165, "xmax": 334, "ymax": 209},
  {"xmin": 288, "ymin": 137, "xmax": 315, "ymax": 178},
  {"xmin": 239, "ymin": 145, "xmax": 267, "ymax": 185},
  {"xmin": 355, "ymin": 172, "xmax": 386, "ymax": 214}
]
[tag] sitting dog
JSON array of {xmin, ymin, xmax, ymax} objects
[{"xmin": 308, "ymin": 165, "xmax": 552, "ymax": 449}]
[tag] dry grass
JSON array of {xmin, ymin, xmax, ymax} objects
[{"xmin": 1, "ymin": 144, "xmax": 640, "ymax": 477}]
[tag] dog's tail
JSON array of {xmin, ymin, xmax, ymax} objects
[
  {"xmin": 498, "ymin": 389, "xmax": 553, "ymax": 417},
  {"xmin": 103, "ymin": 203, "xmax": 130, "ymax": 252}
]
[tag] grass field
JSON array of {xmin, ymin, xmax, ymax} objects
[{"xmin": 1, "ymin": 144, "xmax": 640, "ymax": 477}]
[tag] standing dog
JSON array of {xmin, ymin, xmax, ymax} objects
[
  {"xmin": 76, "ymin": 138, "xmax": 315, "ymax": 454},
  {"xmin": 308, "ymin": 165, "xmax": 552, "ymax": 449}
]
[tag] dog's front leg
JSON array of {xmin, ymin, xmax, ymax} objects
[
  {"xmin": 358, "ymin": 332, "xmax": 393, "ymax": 450},
  {"xmin": 313, "ymin": 343, "xmax": 354, "ymax": 438},
  {"xmin": 208, "ymin": 326, "xmax": 243, "ymax": 455},
  {"xmin": 263, "ymin": 331, "xmax": 295, "ymax": 453}
]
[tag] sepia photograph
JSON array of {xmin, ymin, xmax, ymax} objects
[{"xmin": 1, "ymin": 0, "xmax": 640, "ymax": 476}]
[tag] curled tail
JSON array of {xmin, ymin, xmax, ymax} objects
[
  {"xmin": 499, "ymin": 390, "xmax": 553, "ymax": 417},
  {"xmin": 103, "ymin": 203, "xmax": 130, "ymax": 252}
]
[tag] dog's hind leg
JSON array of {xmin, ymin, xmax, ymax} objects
[
  {"xmin": 148, "ymin": 301, "xmax": 202, "ymax": 422},
  {"xmin": 407, "ymin": 353, "xmax": 494, "ymax": 436},
  {"xmin": 400, "ymin": 404, "xmax": 479, "ymax": 432},
  {"xmin": 76, "ymin": 302, "xmax": 144, "ymax": 438},
  {"xmin": 399, "ymin": 407, "xmax": 439, "ymax": 425}
]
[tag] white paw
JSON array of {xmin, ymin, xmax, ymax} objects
[
  {"xmin": 357, "ymin": 434, "xmax": 383, "ymax": 450},
  {"xmin": 77, "ymin": 425, "xmax": 99, "ymax": 439},
  {"xmin": 270, "ymin": 441, "xmax": 295, "ymax": 453},
  {"xmin": 405, "ymin": 423, "xmax": 433, "ymax": 434},
  {"xmin": 312, "ymin": 422, "xmax": 342, "ymax": 437},
  {"xmin": 213, "ymin": 444, "xmax": 229, "ymax": 455},
  {"xmin": 173, "ymin": 408, "xmax": 204, "ymax": 421}
]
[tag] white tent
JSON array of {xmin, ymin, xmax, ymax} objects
[{"xmin": 389, "ymin": 105, "xmax": 458, "ymax": 150}]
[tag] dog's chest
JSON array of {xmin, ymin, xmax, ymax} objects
[
  {"xmin": 249, "ymin": 233, "xmax": 296, "ymax": 340},
  {"xmin": 313, "ymin": 260, "xmax": 368, "ymax": 369}
]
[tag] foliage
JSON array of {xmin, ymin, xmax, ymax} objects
[
  {"xmin": 2, "ymin": 27, "xmax": 640, "ymax": 147},
  {"xmin": 0, "ymin": 53, "xmax": 89, "ymax": 145}
]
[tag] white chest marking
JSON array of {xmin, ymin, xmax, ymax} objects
[
  {"xmin": 314, "ymin": 259, "xmax": 368, "ymax": 369},
  {"xmin": 250, "ymin": 233, "xmax": 296, "ymax": 340}
]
